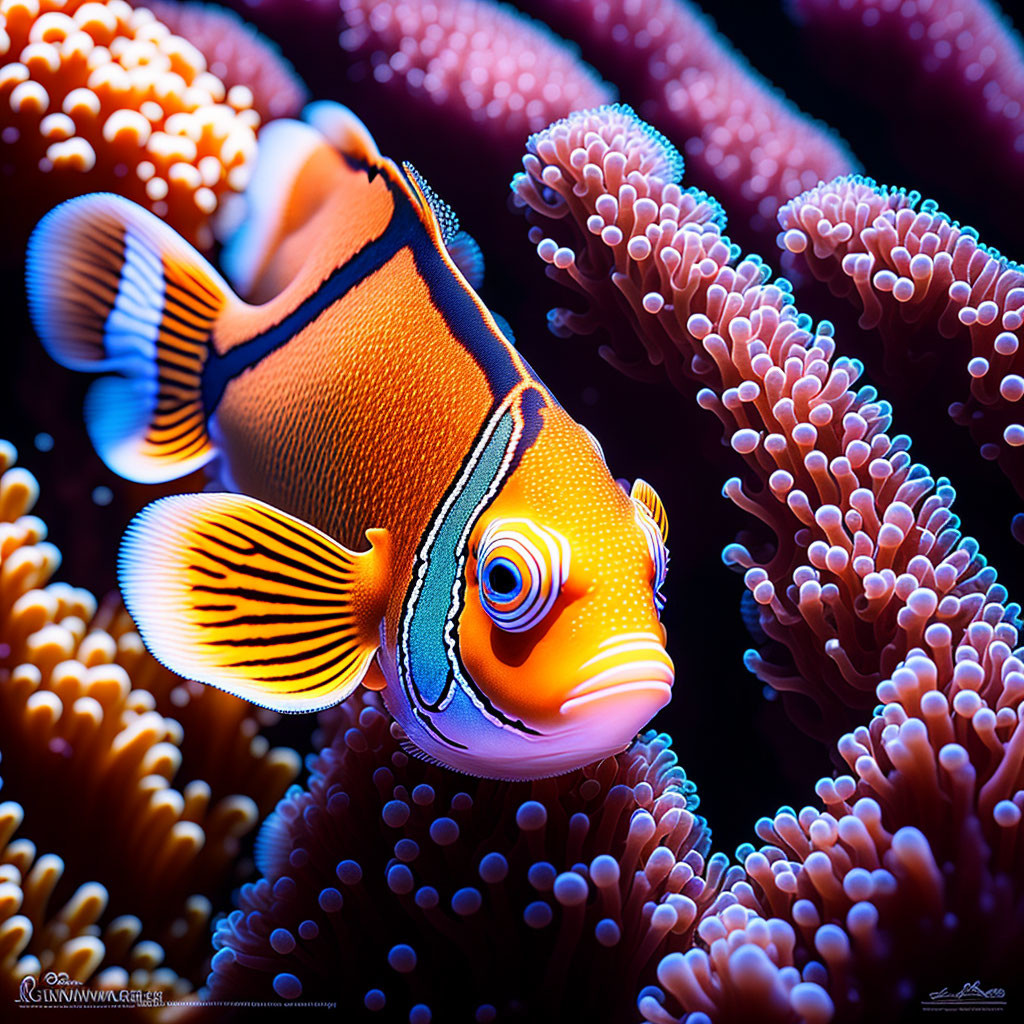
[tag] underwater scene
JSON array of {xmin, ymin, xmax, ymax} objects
[{"xmin": 2, "ymin": 0, "xmax": 1024, "ymax": 1020}]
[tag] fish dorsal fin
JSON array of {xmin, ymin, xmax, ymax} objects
[
  {"xmin": 445, "ymin": 230, "xmax": 485, "ymax": 290},
  {"xmin": 490, "ymin": 312, "xmax": 516, "ymax": 346},
  {"xmin": 400, "ymin": 162, "xmax": 487, "ymax": 288},
  {"xmin": 303, "ymin": 100, "xmax": 383, "ymax": 167},
  {"xmin": 221, "ymin": 118, "xmax": 351, "ymax": 299},
  {"xmin": 119, "ymin": 493, "xmax": 391, "ymax": 712},
  {"xmin": 402, "ymin": 162, "xmax": 460, "ymax": 244}
]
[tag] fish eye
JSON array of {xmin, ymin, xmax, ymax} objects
[
  {"xmin": 475, "ymin": 519, "xmax": 570, "ymax": 632},
  {"xmin": 630, "ymin": 479, "xmax": 670, "ymax": 612},
  {"xmin": 482, "ymin": 558, "xmax": 521, "ymax": 600}
]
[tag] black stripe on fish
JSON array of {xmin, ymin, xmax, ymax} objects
[{"xmin": 200, "ymin": 168, "xmax": 527, "ymax": 415}]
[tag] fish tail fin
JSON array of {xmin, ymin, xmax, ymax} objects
[
  {"xmin": 119, "ymin": 493, "xmax": 391, "ymax": 712},
  {"xmin": 26, "ymin": 193, "xmax": 234, "ymax": 484}
]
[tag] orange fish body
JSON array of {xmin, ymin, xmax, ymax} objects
[{"xmin": 27, "ymin": 104, "xmax": 674, "ymax": 778}]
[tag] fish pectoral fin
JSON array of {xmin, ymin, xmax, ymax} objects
[
  {"xmin": 118, "ymin": 493, "xmax": 391, "ymax": 712},
  {"xmin": 630, "ymin": 478, "xmax": 669, "ymax": 545}
]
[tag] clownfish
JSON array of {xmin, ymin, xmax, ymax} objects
[{"xmin": 25, "ymin": 103, "xmax": 674, "ymax": 779}]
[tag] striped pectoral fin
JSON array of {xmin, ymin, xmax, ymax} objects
[
  {"xmin": 26, "ymin": 193, "xmax": 239, "ymax": 483},
  {"xmin": 118, "ymin": 493, "xmax": 392, "ymax": 712}
]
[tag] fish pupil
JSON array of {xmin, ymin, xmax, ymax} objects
[{"xmin": 486, "ymin": 560, "xmax": 519, "ymax": 597}]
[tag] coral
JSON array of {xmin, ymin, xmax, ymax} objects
[
  {"xmin": 0, "ymin": 439, "xmax": 300, "ymax": 995},
  {"xmin": 513, "ymin": 0, "xmax": 857, "ymax": 252},
  {"xmin": 512, "ymin": 105, "xmax": 1017, "ymax": 745},
  {"xmin": 147, "ymin": 0, "xmax": 308, "ymax": 123},
  {"xmin": 0, "ymin": 799, "xmax": 194, "ymax": 1003},
  {"xmin": 511, "ymin": 103, "xmax": 1024, "ymax": 1024},
  {"xmin": 778, "ymin": 175, "xmax": 1024, "ymax": 498},
  {"xmin": 208, "ymin": 689, "xmax": 722, "ymax": 1020},
  {"xmin": 0, "ymin": 0, "xmax": 259, "ymax": 248},
  {"xmin": 643, "ymin": 624, "xmax": 1024, "ymax": 1021},
  {"xmin": 787, "ymin": 0, "xmax": 1024, "ymax": 251},
  {"xmin": 337, "ymin": 0, "xmax": 613, "ymax": 149}
]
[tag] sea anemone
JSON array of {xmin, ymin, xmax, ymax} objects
[
  {"xmin": 208, "ymin": 689, "xmax": 721, "ymax": 1020},
  {"xmin": 513, "ymin": 0, "xmax": 857, "ymax": 252},
  {"xmin": 644, "ymin": 628, "xmax": 1024, "ymax": 1021},
  {"xmin": 778, "ymin": 175, "xmax": 1024, "ymax": 499},
  {"xmin": 513, "ymin": 105, "xmax": 1016, "ymax": 744},
  {"xmin": 0, "ymin": 0, "xmax": 259, "ymax": 248},
  {"xmin": 337, "ymin": 0, "xmax": 614, "ymax": 149},
  {"xmin": 0, "ymin": 799, "xmax": 195, "ymax": 1002},
  {"xmin": 0, "ymin": 439, "xmax": 300, "ymax": 995},
  {"xmin": 516, "ymin": 101, "xmax": 1024, "ymax": 1015},
  {"xmin": 514, "ymin": 103, "xmax": 1024, "ymax": 1022},
  {"xmin": 147, "ymin": 0, "xmax": 308, "ymax": 122}
]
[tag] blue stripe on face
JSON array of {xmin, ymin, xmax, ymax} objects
[
  {"xmin": 399, "ymin": 401, "xmax": 515, "ymax": 711},
  {"xmin": 396, "ymin": 385, "xmax": 550, "ymax": 745}
]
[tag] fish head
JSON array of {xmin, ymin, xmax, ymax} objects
[{"xmin": 451, "ymin": 408, "xmax": 674, "ymax": 774}]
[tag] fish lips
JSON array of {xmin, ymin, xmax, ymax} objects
[{"xmin": 559, "ymin": 648, "xmax": 674, "ymax": 720}]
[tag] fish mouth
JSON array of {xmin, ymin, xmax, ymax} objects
[{"xmin": 559, "ymin": 633, "xmax": 674, "ymax": 716}]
